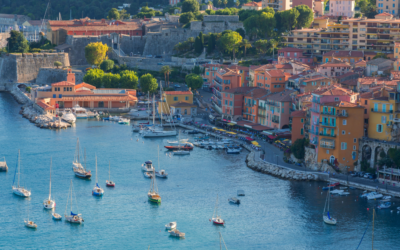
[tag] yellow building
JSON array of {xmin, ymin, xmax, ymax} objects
[
  {"xmin": 368, "ymin": 84, "xmax": 400, "ymax": 141},
  {"xmin": 158, "ymin": 90, "xmax": 194, "ymax": 115},
  {"xmin": 394, "ymin": 42, "xmax": 400, "ymax": 71},
  {"xmin": 317, "ymin": 101, "xmax": 365, "ymax": 171}
]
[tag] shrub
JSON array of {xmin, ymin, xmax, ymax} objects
[
  {"xmin": 54, "ymin": 61, "xmax": 62, "ymax": 68},
  {"xmin": 100, "ymin": 59, "xmax": 115, "ymax": 72}
]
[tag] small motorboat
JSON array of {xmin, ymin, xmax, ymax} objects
[
  {"xmin": 339, "ymin": 192, "xmax": 350, "ymax": 196},
  {"xmin": 155, "ymin": 170, "xmax": 168, "ymax": 178},
  {"xmin": 217, "ymin": 145, "xmax": 225, "ymax": 150},
  {"xmin": 169, "ymin": 228, "xmax": 185, "ymax": 238},
  {"xmin": 52, "ymin": 213, "xmax": 62, "ymax": 220},
  {"xmin": 173, "ymin": 150, "xmax": 190, "ymax": 155},
  {"xmin": 366, "ymin": 192, "xmax": 383, "ymax": 200},
  {"xmin": 377, "ymin": 200, "xmax": 392, "ymax": 209},
  {"xmin": 322, "ymin": 182, "xmax": 340, "ymax": 191},
  {"xmin": 237, "ymin": 190, "xmax": 245, "ymax": 196},
  {"xmin": 118, "ymin": 118, "xmax": 130, "ymax": 124},
  {"xmin": 106, "ymin": 180, "xmax": 115, "ymax": 187},
  {"xmin": 165, "ymin": 222, "xmax": 177, "ymax": 230},
  {"xmin": 382, "ymin": 196, "xmax": 392, "ymax": 200},
  {"xmin": 330, "ymin": 189, "xmax": 344, "ymax": 195},
  {"xmin": 74, "ymin": 169, "xmax": 92, "ymax": 179},
  {"xmin": 164, "ymin": 144, "xmax": 194, "ymax": 151},
  {"xmin": 360, "ymin": 191, "xmax": 370, "ymax": 198},
  {"xmin": 144, "ymin": 172, "xmax": 153, "ymax": 178},
  {"xmin": 226, "ymin": 146, "xmax": 241, "ymax": 154},
  {"xmin": 24, "ymin": 220, "xmax": 37, "ymax": 229},
  {"xmin": 142, "ymin": 161, "xmax": 155, "ymax": 172},
  {"xmin": 228, "ymin": 197, "xmax": 240, "ymax": 204}
]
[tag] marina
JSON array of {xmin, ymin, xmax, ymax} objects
[{"xmin": 1, "ymin": 92, "xmax": 400, "ymax": 249}]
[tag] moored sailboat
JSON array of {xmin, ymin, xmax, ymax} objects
[
  {"xmin": 64, "ymin": 180, "xmax": 84, "ymax": 224},
  {"xmin": 92, "ymin": 155, "xmax": 104, "ymax": 196},
  {"xmin": 43, "ymin": 157, "xmax": 56, "ymax": 209},
  {"xmin": 148, "ymin": 169, "xmax": 161, "ymax": 203},
  {"xmin": 12, "ymin": 150, "xmax": 31, "ymax": 197},
  {"xmin": 72, "ymin": 138, "xmax": 84, "ymax": 172},
  {"xmin": 323, "ymin": 184, "xmax": 337, "ymax": 225},
  {"xmin": 74, "ymin": 148, "xmax": 91, "ymax": 179},
  {"xmin": 155, "ymin": 145, "xmax": 168, "ymax": 178},
  {"xmin": 211, "ymin": 194, "xmax": 224, "ymax": 225},
  {"xmin": 24, "ymin": 202, "xmax": 37, "ymax": 229},
  {"xmin": 106, "ymin": 161, "xmax": 115, "ymax": 187}
]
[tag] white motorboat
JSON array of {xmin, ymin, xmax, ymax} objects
[
  {"xmin": 169, "ymin": 228, "xmax": 185, "ymax": 238},
  {"xmin": 165, "ymin": 222, "xmax": 177, "ymax": 230},
  {"xmin": 72, "ymin": 138, "xmax": 84, "ymax": 172},
  {"xmin": 52, "ymin": 213, "xmax": 62, "ymax": 220},
  {"xmin": 382, "ymin": 196, "xmax": 392, "ymax": 200},
  {"xmin": 173, "ymin": 150, "xmax": 190, "ymax": 155},
  {"xmin": 144, "ymin": 172, "xmax": 152, "ymax": 178},
  {"xmin": 12, "ymin": 150, "xmax": 31, "ymax": 197},
  {"xmin": 366, "ymin": 192, "xmax": 383, "ymax": 200},
  {"xmin": 118, "ymin": 118, "xmax": 130, "ymax": 124},
  {"xmin": 43, "ymin": 158, "xmax": 56, "ymax": 209},
  {"xmin": 228, "ymin": 197, "xmax": 240, "ymax": 204},
  {"xmin": 212, "ymin": 194, "xmax": 225, "ymax": 225},
  {"xmin": 217, "ymin": 139, "xmax": 233, "ymax": 144},
  {"xmin": 0, "ymin": 157, "xmax": 7, "ymax": 171},
  {"xmin": 72, "ymin": 104, "xmax": 88, "ymax": 119},
  {"xmin": 167, "ymin": 139, "xmax": 189, "ymax": 144},
  {"xmin": 62, "ymin": 109, "xmax": 76, "ymax": 124},
  {"xmin": 217, "ymin": 145, "xmax": 225, "ymax": 150},
  {"xmin": 339, "ymin": 192, "xmax": 350, "ymax": 196},
  {"xmin": 142, "ymin": 160, "xmax": 155, "ymax": 172},
  {"xmin": 377, "ymin": 200, "xmax": 391, "ymax": 209},
  {"xmin": 24, "ymin": 220, "xmax": 37, "ymax": 229},
  {"xmin": 323, "ymin": 182, "xmax": 337, "ymax": 225},
  {"xmin": 226, "ymin": 146, "xmax": 241, "ymax": 154},
  {"xmin": 155, "ymin": 169, "xmax": 168, "ymax": 178},
  {"xmin": 65, "ymin": 180, "xmax": 84, "ymax": 224},
  {"xmin": 330, "ymin": 189, "xmax": 344, "ymax": 195},
  {"xmin": 360, "ymin": 191, "xmax": 370, "ymax": 198}
]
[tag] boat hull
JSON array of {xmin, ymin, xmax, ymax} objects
[
  {"xmin": 323, "ymin": 216, "xmax": 337, "ymax": 225},
  {"xmin": 65, "ymin": 215, "xmax": 83, "ymax": 224},
  {"xmin": 106, "ymin": 181, "xmax": 115, "ymax": 187},
  {"xmin": 43, "ymin": 199, "xmax": 56, "ymax": 209},
  {"xmin": 13, "ymin": 187, "xmax": 31, "ymax": 197},
  {"xmin": 164, "ymin": 146, "xmax": 193, "ymax": 151},
  {"xmin": 74, "ymin": 171, "xmax": 92, "ymax": 179},
  {"xmin": 24, "ymin": 221, "xmax": 37, "ymax": 229}
]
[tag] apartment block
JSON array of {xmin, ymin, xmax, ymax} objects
[
  {"xmin": 254, "ymin": 69, "xmax": 290, "ymax": 93},
  {"xmin": 262, "ymin": 0, "xmax": 292, "ymax": 11},
  {"xmin": 243, "ymin": 89, "xmax": 268, "ymax": 123},
  {"xmin": 221, "ymin": 87, "xmax": 260, "ymax": 121},
  {"xmin": 376, "ymin": 1, "xmax": 399, "ymax": 15},
  {"xmin": 290, "ymin": 110, "xmax": 306, "ymax": 142},
  {"xmin": 329, "ymin": 0, "xmax": 356, "ymax": 18},
  {"xmin": 211, "ymin": 68, "xmax": 242, "ymax": 112}
]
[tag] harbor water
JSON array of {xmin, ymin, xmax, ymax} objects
[{"xmin": 0, "ymin": 92, "xmax": 400, "ymax": 249}]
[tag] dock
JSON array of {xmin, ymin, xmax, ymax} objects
[{"xmin": 0, "ymin": 160, "xmax": 8, "ymax": 171}]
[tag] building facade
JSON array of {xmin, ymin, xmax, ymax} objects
[
  {"xmin": 329, "ymin": 0, "xmax": 356, "ymax": 18},
  {"xmin": 291, "ymin": 110, "xmax": 306, "ymax": 142},
  {"xmin": 212, "ymin": 68, "xmax": 242, "ymax": 111},
  {"xmin": 259, "ymin": 90, "xmax": 296, "ymax": 128},
  {"xmin": 158, "ymin": 90, "xmax": 193, "ymax": 114}
]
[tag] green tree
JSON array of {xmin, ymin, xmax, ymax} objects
[
  {"xmin": 120, "ymin": 70, "xmax": 139, "ymax": 89},
  {"xmin": 185, "ymin": 73, "xmax": 203, "ymax": 90},
  {"xmin": 235, "ymin": 28, "xmax": 245, "ymax": 39},
  {"xmin": 373, "ymin": 53, "xmax": 388, "ymax": 59},
  {"xmin": 241, "ymin": 39, "xmax": 252, "ymax": 57},
  {"xmin": 85, "ymin": 42, "xmax": 109, "ymax": 66},
  {"xmin": 7, "ymin": 30, "xmax": 29, "ymax": 53},
  {"xmin": 193, "ymin": 65, "xmax": 202, "ymax": 74},
  {"xmin": 54, "ymin": 61, "xmax": 62, "ymax": 69},
  {"xmin": 243, "ymin": 15, "xmax": 259, "ymax": 40},
  {"xmin": 194, "ymin": 36, "xmax": 203, "ymax": 53},
  {"xmin": 236, "ymin": 0, "xmax": 240, "ymax": 7},
  {"xmin": 83, "ymin": 69, "xmax": 104, "ymax": 88},
  {"xmin": 100, "ymin": 59, "xmax": 115, "ymax": 72},
  {"xmin": 107, "ymin": 8, "xmax": 120, "ymax": 20},
  {"xmin": 223, "ymin": 0, "xmax": 228, "ymax": 7},
  {"xmin": 254, "ymin": 39, "xmax": 269, "ymax": 55},
  {"xmin": 140, "ymin": 73, "xmax": 158, "ymax": 93},
  {"xmin": 280, "ymin": 8, "xmax": 300, "ymax": 31},
  {"xmin": 187, "ymin": 36, "xmax": 195, "ymax": 50},
  {"xmin": 294, "ymin": 5, "xmax": 314, "ymax": 28},
  {"xmin": 218, "ymin": 31, "xmax": 242, "ymax": 58},
  {"xmin": 179, "ymin": 12, "xmax": 195, "ymax": 24},
  {"xmin": 207, "ymin": 33, "xmax": 216, "ymax": 53},
  {"xmin": 268, "ymin": 39, "xmax": 279, "ymax": 58},
  {"xmin": 119, "ymin": 9, "xmax": 130, "ymax": 20},
  {"xmin": 199, "ymin": 31, "xmax": 204, "ymax": 45},
  {"xmin": 258, "ymin": 12, "xmax": 276, "ymax": 38},
  {"xmin": 102, "ymin": 73, "xmax": 120, "ymax": 88},
  {"xmin": 291, "ymin": 138, "xmax": 306, "ymax": 159},
  {"xmin": 182, "ymin": 0, "xmax": 200, "ymax": 13},
  {"xmin": 160, "ymin": 65, "xmax": 172, "ymax": 87}
]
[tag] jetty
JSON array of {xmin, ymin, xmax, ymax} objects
[{"xmin": 0, "ymin": 158, "xmax": 7, "ymax": 171}]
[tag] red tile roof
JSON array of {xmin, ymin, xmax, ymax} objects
[
  {"xmin": 275, "ymin": 63, "xmax": 293, "ymax": 69},
  {"xmin": 266, "ymin": 69, "xmax": 285, "ymax": 77},
  {"xmin": 52, "ymin": 81, "xmax": 75, "ymax": 86},
  {"xmin": 164, "ymin": 91, "xmax": 193, "ymax": 95},
  {"xmin": 302, "ymin": 75, "xmax": 330, "ymax": 83},
  {"xmin": 75, "ymin": 82, "xmax": 96, "ymax": 90},
  {"xmin": 291, "ymin": 110, "xmax": 306, "ymax": 117},
  {"xmin": 375, "ymin": 12, "xmax": 393, "ymax": 17},
  {"xmin": 341, "ymin": 79, "xmax": 358, "ymax": 86},
  {"xmin": 320, "ymin": 62, "xmax": 351, "ymax": 67},
  {"xmin": 243, "ymin": 1, "xmax": 262, "ymax": 7},
  {"xmin": 37, "ymin": 101, "xmax": 55, "ymax": 110}
]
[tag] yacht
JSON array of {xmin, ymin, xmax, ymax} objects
[
  {"xmin": 62, "ymin": 109, "xmax": 76, "ymax": 124},
  {"xmin": 118, "ymin": 118, "xmax": 130, "ymax": 124},
  {"xmin": 226, "ymin": 146, "xmax": 241, "ymax": 154},
  {"xmin": 142, "ymin": 161, "xmax": 155, "ymax": 172},
  {"xmin": 72, "ymin": 104, "xmax": 88, "ymax": 119},
  {"xmin": 366, "ymin": 192, "xmax": 383, "ymax": 200}
]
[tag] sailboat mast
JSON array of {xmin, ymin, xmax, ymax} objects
[
  {"xmin": 372, "ymin": 209, "xmax": 375, "ymax": 250},
  {"xmin": 109, "ymin": 161, "xmax": 110, "ymax": 180},
  {"xmin": 147, "ymin": 92, "xmax": 150, "ymax": 122},
  {"xmin": 49, "ymin": 157, "xmax": 52, "ymax": 200},
  {"xmin": 84, "ymin": 148, "xmax": 86, "ymax": 171},
  {"xmin": 160, "ymin": 84, "xmax": 163, "ymax": 127},
  {"xmin": 18, "ymin": 149, "xmax": 20, "ymax": 188},
  {"xmin": 70, "ymin": 180, "xmax": 73, "ymax": 213},
  {"xmin": 77, "ymin": 138, "xmax": 80, "ymax": 163},
  {"xmin": 95, "ymin": 155, "xmax": 98, "ymax": 184},
  {"xmin": 220, "ymin": 232, "xmax": 222, "ymax": 250}
]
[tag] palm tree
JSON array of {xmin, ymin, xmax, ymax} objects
[
  {"xmin": 160, "ymin": 65, "xmax": 172, "ymax": 87},
  {"xmin": 241, "ymin": 39, "xmax": 252, "ymax": 58},
  {"xmin": 269, "ymin": 39, "xmax": 279, "ymax": 60},
  {"xmin": 223, "ymin": 0, "xmax": 228, "ymax": 8},
  {"xmin": 235, "ymin": 0, "xmax": 240, "ymax": 7}
]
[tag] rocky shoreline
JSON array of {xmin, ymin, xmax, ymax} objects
[{"xmin": 245, "ymin": 151, "xmax": 321, "ymax": 181}]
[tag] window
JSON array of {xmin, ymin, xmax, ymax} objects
[
  {"xmin": 225, "ymin": 100, "xmax": 228, "ymax": 105},
  {"xmin": 301, "ymin": 118, "xmax": 304, "ymax": 123},
  {"xmin": 326, "ymin": 150, "xmax": 329, "ymax": 154},
  {"xmin": 354, "ymin": 138, "xmax": 357, "ymax": 143},
  {"xmin": 382, "ymin": 104, "xmax": 386, "ymax": 112},
  {"xmin": 364, "ymin": 109, "xmax": 367, "ymax": 114},
  {"xmin": 206, "ymin": 72, "xmax": 209, "ymax": 76},
  {"xmin": 282, "ymin": 108, "xmax": 284, "ymax": 114},
  {"xmin": 301, "ymin": 128, "xmax": 304, "ymax": 135},
  {"xmin": 63, "ymin": 87, "xmax": 66, "ymax": 91},
  {"xmin": 374, "ymin": 103, "xmax": 378, "ymax": 111},
  {"xmin": 352, "ymin": 151, "xmax": 357, "ymax": 160},
  {"xmin": 342, "ymin": 130, "xmax": 345, "ymax": 135},
  {"xmin": 343, "ymin": 119, "xmax": 347, "ymax": 125},
  {"xmin": 390, "ymin": 114, "xmax": 393, "ymax": 121},
  {"xmin": 381, "ymin": 116, "xmax": 386, "ymax": 123},
  {"xmin": 173, "ymin": 97, "xmax": 178, "ymax": 101},
  {"xmin": 334, "ymin": 97, "xmax": 339, "ymax": 101},
  {"xmin": 341, "ymin": 142, "xmax": 347, "ymax": 150},
  {"xmin": 229, "ymin": 101, "xmax": 232, "ymax": 106},
  {"xmin": 377, "ymin": 124, "xmax": 383, "ymax": 132},
  {"xmin": 353, "ymin": 145, "xmax": 356, "ymax": 150}
]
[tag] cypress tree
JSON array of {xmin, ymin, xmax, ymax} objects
[
  {"xmin": 194, "ymin": 36, "xmax": 203, "ymax": 54},
  {"xmin": 207, "ymin": 34, "xmax": 215, "ymax": 54}
]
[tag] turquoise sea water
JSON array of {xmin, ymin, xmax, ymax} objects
[{"xmin": 1, "ymin": 92, "xmax": 400, "ymax": 250}]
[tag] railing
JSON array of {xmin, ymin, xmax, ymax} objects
[
  {"xmin": 272, "ymin": 119, "xmax": 280, "ymax": 123},
  {"xmin": 320, "ymin": 122, "xmax": 336, "ymax": 127},
  {"xmin": 371, "ymin": 108, "xmax": 393, "ymax": 113},
  {"xmin": 320, "ymin": 144, "xmax": 335, "ymax": 149},
  {"xmin": 319, "ymin": 132, "xmax": 336, "ymax": 138},
  {"xmin": 321, "ymin": 111, "xmax": 335, "ymax": 116},
  {"xmin": 337, "ymin": 112, "xmax": 348, "ymax": 117}
]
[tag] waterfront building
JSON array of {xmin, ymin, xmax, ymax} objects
[
  {"xmin": 243, "ymin": 89, "xmax": 269, "ymax": 123},
  {"xmin": 290, "ymin": 110, "xmax": 306, "ymax": 142},
  {"xmin": 329, "ymin": 0, "xmax": 356, "ymax": 18},
  {"xmin": 317, "ymin": 101, "xmax": 364, "ymax": 170},
  {"xmin": 367, "ymin": 83, "xmax": 400, "ymax": 141},
  {"xmin": 357, "ymin": 77, "xmax": 398, "ymax": 92},
  {"xmin": 158, "ymin": 90, "xmax": 194, "ymax": 115},
  {"xmin": 21, "ymin": 20, "xmax": 47, "ymax": 42},
  {"xmin": 308, "ymin": 87, "xmax": 359, "ymax": 149},
  {"xmin": 221, "ymin": 87, "xmax": 259, "ymax": 121},
  {"xmin": 228, "ymin": 65, "xmax": 250, "ymax": 87},
  {"xmin": 278, "ymin": 47, "xmax": 315, "ymax": 66},
  {"xmin": 33, "ymin": 69, "xmax": 137, "ymax": 109},
  {"xmin": 203, "ymin": 64, "xmax": 222, "ymax": 88},
  {"xmin": 258, "ymin": 90, "xmax": 296, "ymax": 128},
  {"xmin": 242, "ymin": 1, "xmax": 263, "ymax": 10},
  {"xmin": 212, "ymin": 68, "xmax": 242, "ymax": 112},
  {"xmin": 322, "ymin": 50, "xmax": 376, "ymax": 63}
]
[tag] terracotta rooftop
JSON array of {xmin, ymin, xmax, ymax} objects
[
  {"xmin": 243, "ymin": 1, "xmax": 263, "ymax": 7},
  {"xmin": 75, "ymin": 82, "xmax": 96, "ymax": 90},
  {"xmin": 245, "ymin": 88, "xmax": 269, "ymax": 99},
  {"xmin": 302, "ymin": 75, "xmax": 330, "ymax": 83},
  {"xmin": 62, "ymin": 23, "xmax": 141, "ymax": 32},
  {"xmin": 375, "ymin": 12, "xmax": 393, "ymax": 17},
  {"xmin": 320, "ymin": 62, "xmax": 351, "ymax": 68},
  {"xmin": 336, "ymin": 72, "xmax": 359, "ymax": 79},
  {"xmin": 291, "ymin": 110, "xmax": 306, "ymax": 117},
  {"xmin": 58, "ymin": 94, "xmax": 137, "ymax": 101},
  {"xmin": 341, "ymin": 79, "xmax": 358, "ymax": 86},
  {"xmin": 323, "ymin": 50, "xmax": 366, "ymax": 57},
  {"xmin": 266, "ymin": 69, "xmax": 285, "ymax": 78},
  {"xmin": 261, "ymin": 90, "xmax": 296, "ymax": 102},
  {"xmin": 52, "ymin": 81, "xmax": 75, "ymax": 86},
  {"xmin": 275, "ymin": 63, "xmax": 293, "ymax": 70},
  {"xmin": 164, "ymin": 91, "xmax": 192, "ymax": 95},
  {"xmin": 37, "ymin": 101, "xmax": 55, "ymax": 110}
]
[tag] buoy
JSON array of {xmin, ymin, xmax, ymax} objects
[
  {"xmin": 391, "ymin": 210, "xmax": 393, "ymax": 213},
  {"xmin": 367, "ymin": 208, "xmax": 369, "ymax": 211}
]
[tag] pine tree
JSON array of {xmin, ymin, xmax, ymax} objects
[{"xmin": 207, "ymin": 33, "xmax": 215, "ymax": 54}]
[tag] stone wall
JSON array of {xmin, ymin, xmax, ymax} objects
[
  {"xmin": 36, "ymin": 68, "xmax": 84, "ymax": 85},
  {"xmin": 0, "ymin": 32, "xmax": 10, "ymax": 48},
  {"xmin": 0, "ymin": 52, "xmax": 69, "ymax": 84},
  {"xmin": 203, "ymin": 15, "xmax": 239, "ymax": 22}
]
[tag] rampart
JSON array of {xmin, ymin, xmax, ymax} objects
[{"xmin": 36, "ymin": 68, "xmax": 84, "ymax": 85}]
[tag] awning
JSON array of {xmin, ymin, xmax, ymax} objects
[
  {"xmin": 267, "ymin": 135, "xmax": 277, "ymax": 139},
  {"xmin": 246, "ymin": 137, "xmax": 254, "ymax": 141},
  {"xmin": 251, "ymin": 141, "xmax": 259, "ymax": 145},
  {"xmin": 227, "ymin": 123, "xmax": 236, "ymax": 126}
]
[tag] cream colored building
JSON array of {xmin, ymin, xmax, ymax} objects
[
  {"xmin": 262, "ymin": 0, "xmax": 292, "ymax": 11},
  {"xmin": 329, "ymin": 0, "xmax": 356, "ymax": 18},
  {"xmin": 376, "ymin": 1, "xmax": 399, "ymax": 15}
]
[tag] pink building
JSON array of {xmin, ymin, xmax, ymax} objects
[
  {"xmin": 317, "ymin": 62, "xmax": 352, "ymax": 77},
  {"xmin": 169, "ymin": 0, "xmax": 180, "ymax": 5},
  {"xmin": 278, "ymin": 47, "xmax": 315, "ymax": 66},
  {"xmin": 308, "ymin": 87, "xmax": 359, "ymax": 148},
  {"xmin": 292, "ymin": 0, "xmax": 314, "ymax": 12}
]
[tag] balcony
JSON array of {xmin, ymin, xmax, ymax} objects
[
  {"xmin": 272, "ymin": 118, "xmax": 280, "ymax": 123},
  {"xmin": 337, "ymin": 112, "xmax": 348, "ymax": 117},
  {"xmin": 321, "ymin": 110, "xmax": 335, "ymax": 116},
  {"xmin": 266, "ymin": 101, "xmax": 280, "ymax": 107},
  {"xmin": 320, "ymin": 122, "xmax": 336, "ymax": 127},
  {"xmin": 371, "ymin": 108, "xmax": 393, "ymax": 113},
  {"xmin": 258, "ymin": 113, "xmax": 266, "ymax": 118},
  {"xmin": 319, "ymin": 132, "xmax": 336, "ymax": 138},
  {"xmin": 320, "ymin": 144, "xmax": 335, "ymax": 149}
]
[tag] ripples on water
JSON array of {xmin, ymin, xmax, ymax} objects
[{"xmin": 0, "ymin": 92, "xmax": 399, "ymax": 249}]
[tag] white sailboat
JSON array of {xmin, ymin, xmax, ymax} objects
[
  {"xmin": 12, "ymin": 150, "xmax": 31, "ymax": 197},
  {"xmin": 106, "ymin": 161, "xmax": 115, "ymax": 187},
  {"xmin": 24, "ymin": 202, "xmax": 37, "ymax": 229},
  {"xmin": 43, "ymin": 157, "xmax": 56, "ymax": 209},
  {"xmin": 92, "ymin": 155, "xmax": 104, "ymax": 196},
  {"xmin": 155, "ymin": 145, "xmax": 168, "ymax": 178},
  {"xmin": 142, "ymin": 93, "xmax": 177, "ymax": 138},
  {"xmin": 72, "ymin": 138, "xmax": 84, "ymax": 172},
  {"xmin": 323, "ymin": 184, "xmax": 337, "ymax": 225},
  {"xmin": 64, "ymin": 180, "xmax": 84, "ymax": 224},
  {"xmin": 211, "ymin": 194, "xmax": 224, "ymax": 225}
]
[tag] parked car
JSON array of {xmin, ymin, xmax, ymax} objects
[
  {"xmin": 358, "ymin": 171, "xmax": 365, "ymax": 177},
  {"xmin": 351, "ymin": 172, "xmax": 358, "ymax": 177},
  {"xmin": 364, "ymin": 173, "xmax": 372, "ymax": 178}
]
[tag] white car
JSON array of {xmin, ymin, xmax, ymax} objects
[{"xmin": 364, "ymin": 173, "xmax": 372, "ymax": 178}]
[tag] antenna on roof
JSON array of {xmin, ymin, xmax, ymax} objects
[{"xmin": 40, "ymin": 0, "xmax": 50, "ymax": 33}]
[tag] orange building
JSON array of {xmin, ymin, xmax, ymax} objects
[
  {"xmin": 243, "ymin": 89, "xmax": 268, "ymax": 122},
  {"xmin": 317, "ymin": 101, "xmax": 364, "ymax": 171},
  {"xmin": 291, "ymin": 110, "xmax": 306, "ymax": 142},
  {"xmin": 254, "ymin": 69, "xmax": 290, "ymax": 93},
  {"xmin": 33, "ymin": 69, "xmax": 137, "ymax": 109},
  {"xmin": 212, "ymin": 68, "xmax": 242, "ymax": 111}
]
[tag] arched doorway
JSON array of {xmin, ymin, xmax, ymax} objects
[
  {"xmin": 374, "ymin": 146, "xmax": 385, "ymax": 167},
  {"xmin": 330, "ymin": 156, "xmax": 335, "ymax": 164},
  {"xmin": 282, "ymin": 124, "xmax": 289, "ymax": 129}
]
